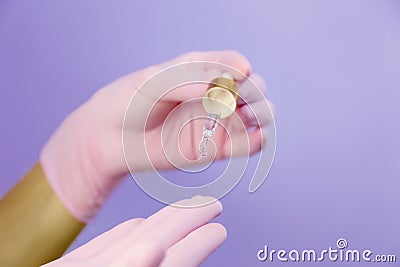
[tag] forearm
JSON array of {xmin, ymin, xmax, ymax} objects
[{"xmin": 0, "ymin": 163, "xmax": 85, "ymax": 267}]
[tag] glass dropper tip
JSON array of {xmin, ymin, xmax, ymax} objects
[{"xmin": 199, "ymin": 113, "xmax": 220, "ymax": 157}]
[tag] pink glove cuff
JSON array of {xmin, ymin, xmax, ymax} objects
[{"xmin": 39, "ymin": 109, "xmax": 123, "ymax": 223}]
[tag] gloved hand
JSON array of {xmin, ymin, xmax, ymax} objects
[
  {"xmin": 40, "ymin": 51, "xmax": 271, "ymax": 222},
  {"xmin": 42, "ymin": 196, "xmax": 226, "ymax": 267}
]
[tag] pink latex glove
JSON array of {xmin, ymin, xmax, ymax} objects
[
  {"xmin": 42, "ymin": 196, "xmax": 226, "ymax": 267},
  {"xmin": 40, "ymin": 51, "xmax": 271, "ymax": 222}
]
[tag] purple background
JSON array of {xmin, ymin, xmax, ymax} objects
[{"xmin": 1, "ymin": 1, "xmax": 399, "ymax": 266}]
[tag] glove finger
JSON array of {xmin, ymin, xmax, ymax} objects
[
  {"xmin": 132, "ymin": 50, "xmax": 251, "ymax": 104},
  {"xmin": 236, "ymin": 99, "xmax": 274, "ymax": 128},
  {"xmin": 98, "ymin": 196, "xmax": 221, "ymax": 262},
  {"xmin": 237, "ymin": 73, "xmax": 267, "ymax": 105},
  {"xmin": 168, "ymin": 50, "xmax": 252, "ymax": 80},
  {"xmin": 110, "ymin": 238, "xmax": 165, "ymax": 267},
  {"xmin": 160, "ymin": 223, "xmax": 227, "ymax": 267},
  {"xmin": 125, "ymin": 196, "xmax": 222, "ymax": 250},
  {"xmin": 66, "ymin": 218, "xmax": 145, "ymax": 259},
  {"xmin": 220, "ymin": 127, "xmax": 266, "ymax": 158}
]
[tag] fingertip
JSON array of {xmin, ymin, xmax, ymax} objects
[
  {"xmin": 209, "ymin": 223, "xmax": 228, "ymax": 242},
  {"xmin": 249, "ymin": 73, "xmax": 267, "ymax": 94},
  {"xmin": 238, "ymin": 99, "xmax": 274, "ymax": 128},
  {"xmin": 261, "ymin": 127, "xmax": 268, "ymax": 149},
  {"xmin": 267, "ymin": 100, "xmax": 276, "ymax": 118},
  {"xmin": 238, "ymin": 73, "xmax": 267, "ymax": 105},
  {"xmin": 214, "ymin": 199, "xmax": 223, "ymax": 215},
  {"xmin": 193, "ymin": 196, "xmax": 223, "ymax": 214},
  {"xmin": 248, "ymin": 127, "xmax": 266, "ymax": 155},
  {"xmin": 173, "ymin": 196, "xmax": 223, "ymax": 213},
  {"xmin": 218, "ymin": 50, "xmax": 252, "ymax": 78}
]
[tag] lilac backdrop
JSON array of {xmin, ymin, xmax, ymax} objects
[{"xmin": 1, "ymin": 1, "xmax": 400, "ymax": 266}]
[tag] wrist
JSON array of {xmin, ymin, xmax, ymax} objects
[
  {"xmin": 40, "ymin": 105, "xmax": 123, "ymax": 222},
  {"xmin": 0, "ymin": 163, "xmax": 85, "ymax": 266}
]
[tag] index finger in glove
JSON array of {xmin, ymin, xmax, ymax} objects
[{"xmin": 131, "ymin": 50, "xmax": 252, "ymax": 103}]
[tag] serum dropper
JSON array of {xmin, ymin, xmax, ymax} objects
[{"xmin": 199, "ymin": 72, "xmax": 239, "ymax": 157}]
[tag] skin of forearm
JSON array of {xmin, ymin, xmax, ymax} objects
[{"xmin": 0, "ymin": 163, "xmax": 85, "ymax": 267}]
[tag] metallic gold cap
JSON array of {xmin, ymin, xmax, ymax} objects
[{"xmin": 202, "ymin": 73, "xmax": 238, "ymax": 118}]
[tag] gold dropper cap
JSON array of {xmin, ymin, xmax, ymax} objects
[{"xmin": 202, "ymin": 72, "xmax": 238, "ymax": 119}]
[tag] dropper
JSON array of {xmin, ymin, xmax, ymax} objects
[{"xmin": 199, "ymin": 72, "xmax": 238, "ymax": 157}]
